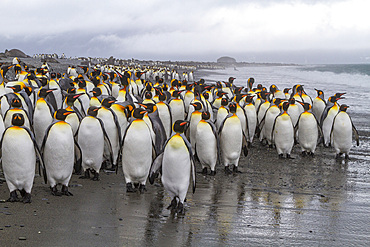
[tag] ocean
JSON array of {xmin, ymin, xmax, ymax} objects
[{"xmin": 197, "ymin": 64, "xmax": 370, "ymax": 117}]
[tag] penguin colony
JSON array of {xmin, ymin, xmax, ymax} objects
[{"xmin": 0, "ymin": 58, "xmax": 359, "ymax": 214}]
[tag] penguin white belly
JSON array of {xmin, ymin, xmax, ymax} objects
[
  {"xmin": 236, "ymin": 107, "xmax": 247, "ymax": 141},
  {"xmin": 157, "ymin": 103, "xmax": 171, "ymax": 139},
  {"xmin": 220, "ymin": 116, "xmax": 242, "ymax": 166},
  {"xmin": 287, "ymin": 105, "xmax": 301, "ymax": 127},
  {"xmin": 195, "ymin": 122, "xmax": 217, "ymax": 171},
  {"xmin": 313, "ymin": 98, "xmax": 325, "ymax": 121},
  {"xmin": 169, "ymin": 99, "xmax": 185, "ymax": 123},
  {"xmin": 0, "ymin": 97, "xmax": 10, "ymax": 117},
  {"xmin": 162, "ymin": 135, "xmax": 191, "ymax": 203},
  {"xmin": 33, "ymin": 101, "xmax": 53, "ymax": 148},
  {"xmin": 332, "ymin": 113, "xmax": 352, "ymax": 154},
  {"xmin": 122, "ymin": 120, "xmax": 152, "ymax": 184},
  {"xmin": 78, "ymin": 117, "xmax": 104, "ymax": 172},
  {"xmin": 322, "ymin": 109, "xmax": 338, "ymax": 146},
  {"xmin": 298, "ymin": 113, "xmax": 318, "ymax": 153},
  {"xmin": 65, "ymin": 113, "xmax": 80, "ymax": 136},
  {"xmin": 274, "ymin": 115, "xmax": 294, "ymax": 155},
  {"xmin": 111, "ymin": 105, "xmax": 128, "ymax": 139},
  {"xmin": 244, "ymin": 104, "xmax": 257, "ymax": 143},
  {"xmin": 189, "ymin": 113, "xmax": 202, "ymax": 152},
  {"xmin": 44, "ymin": 123, "xmax": 75, "ymax": 187},
  {"xmin": 97, "ymin": 109, "xmax": 120, "ymax": 165},
  {"xmin": 184, "ymin": 93, "xmax": 194, "ymax": 113},
  {"xmin": 2, "ymin": 127, "xmax": 35, "ymax": 193},
  {"xmin": 263, "ymin": 107, "xmax": 280, "ymax": 145},
  {"xmin": 216, "ymin": 108, "xmax": 228, "ymax": 130},
  {"xmin": 257, "ymin": 103, "xmax": 269, "ymax": 125}
]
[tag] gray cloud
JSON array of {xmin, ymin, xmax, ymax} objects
[{"xmin": 2, "ymin": 0, "xmax": 369, "ymax": 63}]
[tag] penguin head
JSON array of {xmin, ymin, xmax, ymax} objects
[
  {"xmin": 283, "ymin": 88, "xmax": 291, "ymax": 94},
  {"xmin": 158, "ymin": 92, "xmax": 167, "ymax": 102},
  {"xmin": 228, "ymin": 77, "xmax": 235, "ymax": 84},
  {"xmin": 248, "ymin": 77, "xmax": 254, "ymax": 88},
  {"xmin": 334, "ymin": 92, "xmax": 346, "ymax": 98},
  {"xmin": 7, "ymin": 84, "xmax": 22, "ymax": 92},
  {"xmin": 299, "ymin": 102, "xmax": 311, "ymax": 111},
  {"xmin": 172, "ymin": 90, "xmax": 181, "ymax": 98},
  {"xmin": 91, "ymin": 87, "xmax": 102, "ymax": 97},
  {"xmin": 282, "ymin": 102, "xmax": 290, "ymax": 112},
  {"xmin": 191, "ymin": 102, "xmax": 202, "ymax": 111},
  {"xmin": 229, "ymin": 102, "xmax": 237, "ymax": 113},
  {"xmin": 289, "ymin": 97, "xmax": 296, "ymax": 104},
  {"xmin": 339, "ymin": 104, "xmax": 349, "ymax": 112},
  {"xmin": 78, "ymin": 79, "xmax": 87, "ymax": 88},
  {"xmin": 11, "ymin": 113, "xmax": 24, "ymax": 126},
  {"xmin": 101, "ymin": 97, "xmax": 116, "ymax": 108},
  {"xmin": 67, "ymin": 87, "xmax": 76, "ymax": 94},
  {"xmin": 145, "ymin": 91, "xmax": 153, "ymax": 100},
  {"xmin": 66, "ymin": 93, "xmax": 83, "ymax": 106},
  {"xmin": 54, "ymin": 109, "xmax": 73, "ymax": 121},
  {"xmin": 221, "ymin": 98, "xmax": 229, "ymax": 106},
  {"xmin": 216, "ymin": 90, "xmax": 227, "ymax": 98},
  {"xmin": 202, "ymin": 91, "xmax": 209, "ymax": 100},
  {"xmin": 87, "ymin": 106, "xmax": 100, "ymax": 117},
  {"xmin": 201, "ymin": 111, "xmax": 211, "ymax": 121},
  {"xmin": 272, "ymin": 98, "xmax": 283, "ymax": 107},
  {"xmin": 245, "ymin": 95, "xmax": 254, "ymax": 103},
  {"xmin": 132, "ymin": 108, "xmax": 147, "ymax": 119},
  {"xmin": 139, "ymin": 103, "xmax": 156, "ymax": 113},
  {"xmin": 315, "ymin": 88, "xmax": 324, "ymax": 97},
  {"xmin": 173, "ymin": 120, "xmax": 188, "ymax": 134},
  {"xmin": 270, "ymin": 84, "xmax": 277, "ymax": 94},
  {"xmin": 10, "ymin": 98, "xmax": 22, "ymax": 108}
]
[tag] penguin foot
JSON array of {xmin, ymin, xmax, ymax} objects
[
  {"xmin": 247, "ymin": 142, "xmax": 252, "ymax": 148},
  {"xmin": 79, "ymin": 170, "xmax": 90, "ymax": 179},
  {"xmin": 91, "ymin": 173, "xmax": 100, "ymax": 181},
  {"xmin": 51, "ymin": 186, "xmax": 62, "ymax": 196},
  {"xmin": 301, "ymin": 151, "xmax": 307, "ymax": 157},
  {"xmin": 177, "ymin": 202, "xmax": 185, "ymax": 215},
  {"xmin": 243, "ymin": 146, "xmax": 248, "ymax": 157},
  {"xmin": 233, "ymin": 166, "xmax": 242, "ymax": 173},
  {"xmin": 167, "ymin": 197, "xmax": 177, "ymax": 210},
  {"xmin": 286, "ymin": 154, "xmax": 294, "ymax": 159},
  {"xmin": 22, "ymin": 193, "xmax": 32, "ymax": 203},
  {"xmin": 344, "ymin": 154, "xmax": 350, "ymax": 160},
  {"xmin": 310, "ymin": 152, "xmax": 315, "ymax": 157},
  {"xmin": 101, "ymin": 160, "xmax": 109, "ymax": 170},
  {"xmin": 126, "ymin": 183, "xmax": 136, "ymax": 193},
  {"xmin": 278, "ymin": 154, "xmax": 284, "ymax": 159},
  {"xmin": 202, "ymin": 167, "xmax": 208, "ymax": 175},
  {"xmin": 269, "ymin": 144, "xmax": 274, "ymax": 148},
  {"xmin": 62, "ymin": 185, "xmax": 73, "ymax": 196},
  {"xmin": 107, "ymin": 164, "xmax": 116, "ymax": 171},
  {"xmin": 139, "ymin": 184, "xmax": 147, "ymax": 194},
  {"xmin": 335, "ymin": 154, "xmax": 341, "ymax": 160},
  {"xmin": 210, "ymin": 170, "xmax": 216, "ymax": 176},
  {"xmin": 7, "ymin": 190, "xmax": 19, "ymax": 202},
  {"xmin": 224, "ymin": 166, "xmax": 233, "ymax": 175}
]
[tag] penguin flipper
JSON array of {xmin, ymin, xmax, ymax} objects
[
  {"xmin": 352, "ymin": 121, "xmax": 360, "ymax": 146},
  {"xmin": 97, "ymin": 118, "xmax": 114, "ymax": 166},
  {"xmin": 149, "ymin": 152, "xmax": 163, "ymax": 184},
  {"xmin": 74, "ymin": 140, "xmax": 82, "ymax": 174},
  {"xmin": 191, "ymin": 159, "xmax": 196, "ymax": 194}
]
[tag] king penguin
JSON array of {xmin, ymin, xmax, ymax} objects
[
  {"xmin": 41, "ymin": 109, "xmax": 77, "ymax": 196},
  {"xmin": 0, "ymin": 113, "xmax": 43, "ymax": 203},
  {"xmin": 77, "ymin": 106, "xmax": 113, "ymax": 181},
  {"xmin": 121, "ymin": 108, "xmax": 155, "ymax": 193},
  {"xmin": 331, "ymin": 104, "xmax": 359, "ymax": 159},
  {"xmin": 195, "ymin": 111, "xmax": 220, "ymax": 176},
  {"xmin": 149, "ymin": 120, "xmax": 196, "ymax": 214},
  {"xmin": 272, "ymin": 102, "xmax": 294, "ymax": 158},
  {"xmin": 219, "ymin": 102, "xmax": 247, "ymax": 174},
  {"xmin": 321, "ymin": 95, "xmax": 344, "ymax": 147},
  {"xmin": 295, "ymin": 102, "xmax": 321, "ymax": 156}
]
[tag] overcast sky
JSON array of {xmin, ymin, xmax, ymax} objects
[{"xmin": 2, "ymin": 0, "xmax": 369, "ymax": 64}]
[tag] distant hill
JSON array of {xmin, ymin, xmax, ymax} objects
[
  {"xmin": 217, "ymin": 56, "xmax": 236, "ymax": 63},
  {"xmin": 4, "ymin": 49, "xmax": 29, "ymax": 58}
]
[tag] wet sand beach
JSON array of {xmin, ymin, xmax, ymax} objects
[{"xmin": 0, "ymin": 58, "xmax": 369, "ymax": 246}]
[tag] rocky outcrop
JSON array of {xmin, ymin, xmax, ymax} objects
[
  {"xmin": 4, "ymin": 49, "xmax": 29, "ymax": 58},
  {"xmin": 217, "ymin": 56, "xmax": 236, "ymax": 64}
]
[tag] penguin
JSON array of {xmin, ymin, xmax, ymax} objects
[
  {"xmin": 218, "ymin": 102, "xmax": 247, "ymax": 174},
  {"xmin": 321, "ymin": 95, "xmax": 344, "ymax": 147},
  {"xmin": 63, "ymin": 93, "xmax": 84, "ymax": 135},
  {"xmin": 243, "ymin": 95, "xmax": 257, "ymax": 146},
  {"xmin": 295, "ymin": 102, "xmax": 321, "ymax": 156},
  {"xmin": 121, "ymin": 108, "xmax": 155, "ymax": 193},
  {"xmin": 195, "ymin": 111, "xmax": 220, "ymax": 175},
  {"xmin": 216, "ymin": 98, "xmax": 229, "ymax": 130},
  {"xmin": 97, "ymin": 97, "xmax": 122, "ymax": 170},
  {"xmin": 156, "ymin": 92, "xmax": 172, "ymax": 139},
  {"xmin": 168, "ymin": 90, "xmax": 185, "ymax": 128},
  {"xmin": 272, "ymin": 102, "xmax": 294, "ymax": 158},
  {"xmin": 149, "ymin": 120, "xmax": 196, "ymax": 214},
  {"xmin": 33, "ymin": 88, "xmax": 56, "ymax": 148},
  {"xmin": 269, "ymin": 84, "xmax": 285, "ymax": 100},
  {"xmin": 331, "ymin": 104, "xmax": 359, "ymax": 159},
  {"xmin": 89, "ymin": 87, "xmax": 104, "ymax": 107},
  {"xmin": 260, "ymin": 98, "xmax": 283, "ymax": 146},
  {"xmin": 188, "ymin": 102, "xmax": 203, "ymax": 153},
  {"xmin": 41, "ymin": 109, "xmax": 77, "ymax": 196},
  {"xmin": 287, "ymin": 97, "xmax": 302, "ymax": 128},
  {"xmin": 0, "ymin": 113, "xmax": 44, "ymax": 203},
  {"xmin": 312, "ymin": 89, "xmax": 326, "ymax": 122},
  {"xmin": 77, "ymin": 106, "xmax": 113, "ymax": 181}
]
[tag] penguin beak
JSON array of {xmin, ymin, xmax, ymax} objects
[
  {"xmin": 63, "ymin": 111, "xmax": 73, "ymax": 116},
  {"xmin": 138, "ymin": 103, "xmax": 147, "ymax": 108},
  {"xmin": 180, "ymin": 121, "xmax": 188, "ymax": 126}
]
